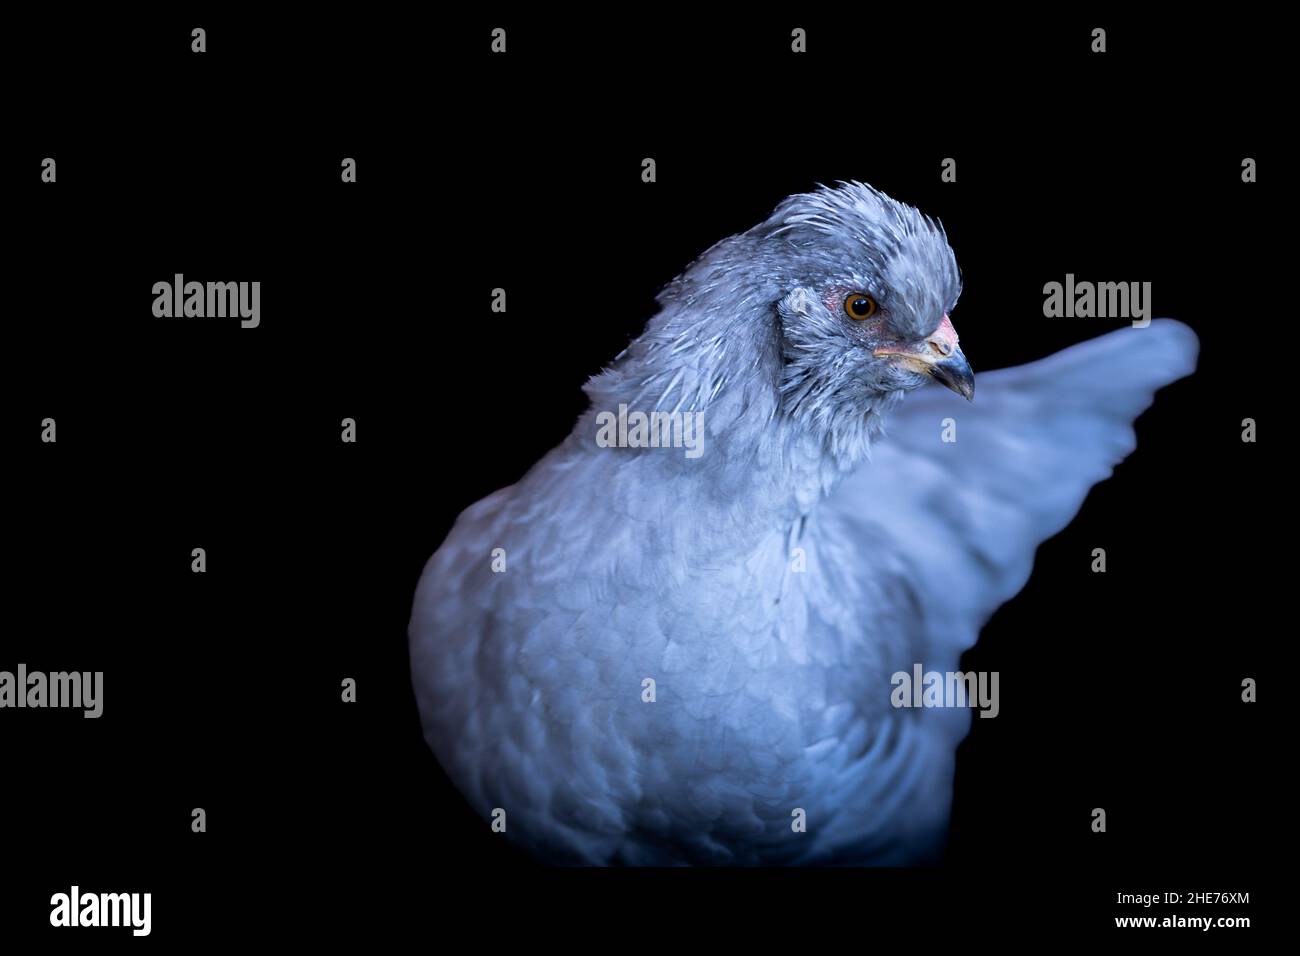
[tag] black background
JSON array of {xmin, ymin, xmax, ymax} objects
[{"xmin": 4, "ymin": 9, "xmax": 1277, "ymax": 944}]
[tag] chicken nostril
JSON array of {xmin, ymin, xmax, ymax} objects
[{"xmin": 929, "ymin": 339, "xmax": 952, "ymax": 357}]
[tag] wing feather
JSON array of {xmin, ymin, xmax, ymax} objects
[{"xmin": 829, "ymin": 319, "xmax": 1199, "ymax": 665}]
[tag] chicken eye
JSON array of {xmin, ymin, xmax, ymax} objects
[{"xmin": 844, "ymin": 293, "xmax": 878, "ymax": 321}]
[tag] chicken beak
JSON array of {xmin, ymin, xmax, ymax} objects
[
  {"xmin": 928, "ymin": 345, "xmax": 975, "ymax": 401},
  {"xmin": 875, "ymin": 315, "xmax": 975, "ymax": 401}
]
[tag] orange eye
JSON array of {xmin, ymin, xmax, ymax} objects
[{"xmin": 844, "ymin": 293, "xmax": 878, "ymax": 321}]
